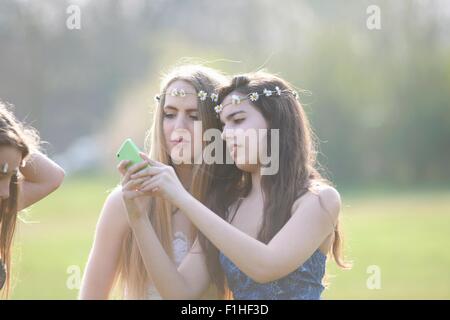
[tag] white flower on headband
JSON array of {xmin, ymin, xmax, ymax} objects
[
  {"xmin": 275, "ymin": 86, "xmax": 282, "ymax": 96},
  {"xmin": 179, "ymin": 89, "xmax": 186, "ymax": 97},
  {"xmin": 231, "ymin": 95, "xmax": 241, "ymax": 105},
  {"xmin": 198, "ymin": 90, "xmax": 207, "ymax": 101},
  {"xmin": 170, "ymin": 88, "xmax": 179, "ymax": 96},
  {"xmin": 210, "ymin": 93, "xmax": 219, "ymax": 103},
  {"xmin": 293, "ymin": 91, "xmax": 299, "ymax": 100},
  {"xmin": 263, "ymin": 88, "xmax": 273, "ymax": 97},
  {"xmin": 214, "ymin": 104, "xmax": 223, "ymax": 113},
  {"xmin": 249, "ymin": 92, "xmax": 259, "ymax": 102}
]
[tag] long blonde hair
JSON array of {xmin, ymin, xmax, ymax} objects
[{"xmin": 115, "ymin": 64, "xmax": 227, "ymax": 299}]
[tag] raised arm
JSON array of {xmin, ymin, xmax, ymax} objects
[
  {"xmin": 132, "ymin": 159, "xmax": 341, "ymax": 284},
  {"xmin": 120, "ymin": 160, "xmax": 211, "ymax": 300},
  {"xmin": 130, "ymin": 216, "xmax": 212, "ymax": 299},
  {"xmin": 79, "ymin": 188, "xmax": 129, "ymax": 299},
  {"xmin": 17, "ymin": 151, "xmax": 65, "ymax": 211},
  {"xmin": 174, "ymin": 186, "xmax": 340, "ymax": 284}
]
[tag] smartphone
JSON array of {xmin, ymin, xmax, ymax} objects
[{"xmin": 116, "ymin": 138, "xmax": 147, "ymax": 169}]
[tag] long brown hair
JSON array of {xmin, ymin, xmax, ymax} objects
[
  {"xmin": 115, "ymin": 64, "xmax": 228, "ymax": 299},
  {"xmin": 0, "ymin": 101, "xmax": 40, "ymax": 298},
  {"xmin": 194, "ymin": 71, "xmax": 351, "ymax": 297}
]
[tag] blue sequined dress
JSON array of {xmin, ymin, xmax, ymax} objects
[
  {"xmin": 219, "ymin": 249, "xmax": 326, "ymax": 300},
  {"xmin": 219, "ymin": 199, "xmax": 327, "ymax": 300}
]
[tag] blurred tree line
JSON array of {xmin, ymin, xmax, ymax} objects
[{"xmin": 0, "ymin": 0, "xmax": 449, "ymax": 187}]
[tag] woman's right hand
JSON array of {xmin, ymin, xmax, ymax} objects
[{"xmin": 117, "ymin": 160, "xmax": 152, "ymax": 225}]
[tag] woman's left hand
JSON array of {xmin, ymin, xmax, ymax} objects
[{"xmin": 129, "ymin": 152, "xmax": 188, "ymax": 205}]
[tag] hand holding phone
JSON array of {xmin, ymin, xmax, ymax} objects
[{"xmin": 116, "ymin": 138, "xmax": 148, "ymax": 169}]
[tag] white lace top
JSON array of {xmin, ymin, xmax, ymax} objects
[{"xmin": 147, "ymin": 231, "xmax": 189, "ymax": 299}]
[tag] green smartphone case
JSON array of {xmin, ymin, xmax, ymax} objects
[{"xmin": 116, "ymin": 138, "xmax": 144, "ymax": 168}]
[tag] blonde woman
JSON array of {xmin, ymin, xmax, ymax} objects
[
  {"xmin": 79, "ymin": 65, "xmax": 228, "ymax": 299},
  {"xmin": 0, "ymin": 101, "xmax": 65, "ymax": 298}
]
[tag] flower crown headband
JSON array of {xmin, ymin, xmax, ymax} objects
[
  {"xmin": 154, "ymin": 86, "xmax": 299, "ymax": 114},
  {"xmin": 154, "ymin": 88, "xmax": 219, "ymax": 103},
  {"xmin": 213, "ymin": 87, "xmax": 299, "ymax": 113}
]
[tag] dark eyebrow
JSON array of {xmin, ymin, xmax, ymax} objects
[
  {"xmin": 225, "ymin": 110, "xmax": 246, "ymax": 121},
  {"xmin": 164, "ymin": 105, "xmax": 198, "ymax": 113}
]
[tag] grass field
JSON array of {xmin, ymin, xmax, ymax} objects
[{"xmin": 8, "ymin": 176, "xmax": 450, "ymax": 299}]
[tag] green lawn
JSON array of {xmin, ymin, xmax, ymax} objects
[{"xmin": 9, "ymin": 176, "xmax": 450, "ymax": 299}]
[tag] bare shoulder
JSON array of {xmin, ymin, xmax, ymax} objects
[
  {"xmin": 104, "ymin": 185, "xmax": 126, "ymax": 207},
  {"xmin": 316, "ymin": 185, "xmax": 341, "ymax": 216},
  {"xmin": 292, "ymin": 184, "xmax": 341, "ymax": 226},
  {"xmin": 97, "ymin": 185, "xmax": 128, "ymax": 230}
]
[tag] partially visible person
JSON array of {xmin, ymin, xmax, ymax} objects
[{"xmin": 0, "ymin": 101, "xmax": 65, "ymax": 298}]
